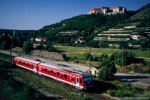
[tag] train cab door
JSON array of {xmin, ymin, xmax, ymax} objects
[{"xmin": 76, "ymin": 77, "xmax": 79, "ymax": 87}]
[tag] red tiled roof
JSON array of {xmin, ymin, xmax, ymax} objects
[
  {"xmin": 37, "ymin": 37, "xmax": 47, "ymax": 40},
  {"xmin": 89, "ymin": 8, "xmax": 102, "ymax": 11},
  {"xmin": 109, "ymin": 7, "xmax": 120, "ymax": 9}
]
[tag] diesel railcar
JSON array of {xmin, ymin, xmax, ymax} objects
[{"xmin": 14, "ymin": 57, "xmax": 93, "ymax": 90}]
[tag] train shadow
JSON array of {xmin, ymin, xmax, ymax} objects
[
  {"xmin": 85, "ymin": 80, "xmax": 116, "ymax": 94},
  {"xmin": 116, "ymin": 75, "xmax": 149, "ymax": 79}
]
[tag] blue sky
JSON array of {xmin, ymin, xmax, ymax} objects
[{"xmin": 0, "ymin": 0, "xmax": 149, "ymax": 30}]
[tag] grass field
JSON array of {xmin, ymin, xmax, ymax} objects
[{"xmin": 54, "ymin": 45, "xmax": 150, "ymax": 58}]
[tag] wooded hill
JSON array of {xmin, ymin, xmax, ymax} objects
[
  {"xmin": 30, "ymin": 12, "xmax": 131, "ymax": 45},
  {"xmin": 29, "ymin": 3, "xmax": 150, "ymax": 48}
]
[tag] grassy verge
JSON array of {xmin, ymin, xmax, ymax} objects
[
  {"xmin": 106, "ymin": 81, "xmax": 150, "ymax": 99},
  {"xmin": 0, "ymin": 61, "xmax": 46, "ymax": 100},
  {"xmin": 0, "ymin": 52, "xmax": 12, "ymax": 61},
  {"xmin": 12, "ymin": 68, "xmax": 95, "ymax": 100}
]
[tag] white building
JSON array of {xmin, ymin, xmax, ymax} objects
[
  {"xmin": 131, "ymin": 35, "xmax": 141, "ymax": 40},
  {"xmin": 88, "ymin": 7, "xmax": 126, "ymax": 15},
  {"xmin": 35, "ymin": 37, "xmax": 47, "ymax": 42}
]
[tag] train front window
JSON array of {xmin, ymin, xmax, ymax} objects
[{"xmin": 83, "ymin": 76, "xmax": 92, "ymax": 82}]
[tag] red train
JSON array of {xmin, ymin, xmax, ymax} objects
[{"xmin": 14, "ymin": 57, "xmax": 93, "ymax": 90}]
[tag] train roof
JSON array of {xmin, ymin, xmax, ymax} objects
[
  {"xmin": 15, "ymin": 57, "xmax": 40, "ymax": 64},
  {"xmin": 39, "ymin": 63, "xmax": 90, "ymax": 76},
  {"xmin": 15, "ymin": 57, "xmax": 91, "ymax": 77}
]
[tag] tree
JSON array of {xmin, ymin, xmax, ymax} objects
[
  {"xmin": 111, "ymin": 51, "xmax": 146, "ymax": 66},
  {"xmin": 98, "ymin": 58, "xmax": 116, "ymax": 81},
  {"xmin": 22, "ymin": 41, "xmax": 33, "ymax": 54},
  {"xmin": 98, "ymin": 41, "xmax": 108, "ymax": 48},
  {"xmin": 35, "ymin": 42, "xmax": 45, "ymax": 50},
  {"xmin": 83, "ymin": 53, "xmax": 93, "ymax": 61},
  {"xmin": 119, "ymin": 41, "xmax": 129, "ymax": 49},
  {"xmin": 140, "ymin": 39, "xmax": 150, "ymax": 48},
  {"xmin": 0, "ymin": 41, "xmax": 7, "ymax": 50},
  {"xmin": 45, "ymin": 42, "xmax": 56, "ymax": 52},
  {"xmin": 97, "ymin": 53, "xmax": 108, "ymax": 62}
]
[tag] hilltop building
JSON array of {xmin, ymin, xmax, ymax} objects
[{"xmin": 88, "ymin": 7, "xmax": 126, "ymax": 15}]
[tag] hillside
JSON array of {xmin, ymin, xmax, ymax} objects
[
  {"xmin": 30, "ymin": 14, "xmax": 130, "ymax": 44},
  {"xmin": 130, "ymin": 3, "xmax": 150, "ymax": 21},
  {"xmin": 29, "ymin": 3, "xmax": 150, "ymax": 48},
  {"xmin": 93, "ymin": 3, "xmax": 150, "ymax": 48}
]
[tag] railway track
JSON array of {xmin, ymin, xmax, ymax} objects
[{"xmin": 0, "ymin": 58, "xmax": 114, "ymax": 100}]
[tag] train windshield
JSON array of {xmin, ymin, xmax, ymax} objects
[
  {"xmin": 83, "ymin": 76, "xmax": 92, "ymax": 82},
  {"xmin": 83, "ymin": 76, "xmax": 93, "ymax": 87}
]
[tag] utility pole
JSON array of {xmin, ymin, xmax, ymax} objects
[
  {"xmin": 89, "ymin": 46, "xmax": 91, "ymax": 74},
  {"xmin": 10, "ymin": 43, "xmax": 12, "ymax": 79},
  {"xmin": 122, "ymin": 46, "xmax": 123, "ymax": 67}
]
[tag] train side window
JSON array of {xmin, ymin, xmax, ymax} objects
[
  {"xmin": 54, "ymin": 71, "xmax": 56, "ymax": 75},
  {"xmin": 80, "ymin": 78, "xmax": 82, "ymax": 83},
  {"xmin": 72, "ymin": 76, "xmax": 74, "ymax": 81},
  {"xmin": 64, "ymin": 74, "xmax": 67, "ymax": 79},
  {"xmin": 42, "ymin": 67, "xmax": 44, "ymax": 71},
  {"xmin": 48, "ymin": 69, "xmax": 50, "ymax": 73},
  {"xmin": 34, "ymin": 65, "xmax": 36, "ymax": 69},
  {"xmin": 57, "ymin": 72, "xmax": 60, "ymax": 76},
  {"xmin": 51, "ymin": 70, "xmax": 53, "ymax": 74},
  {"xmin": 45, "ymin": 68, "xmax": 47, "ymax": 72},
  {"xmin": 61, "ymin": 73, "xmax": 63, "ymax": 77}
]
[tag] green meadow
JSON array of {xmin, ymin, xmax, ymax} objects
[{"xmin": 54, "ymin": 45, "xmax": 150, "ymax": 58}]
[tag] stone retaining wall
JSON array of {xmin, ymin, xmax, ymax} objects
[
  {"xmin": 11, "ymin": 47, "xmax": 23, "ymax": 52},
  {"xmin": 31, "ymin": 50, "xmax": 65, "ymax": 60}
]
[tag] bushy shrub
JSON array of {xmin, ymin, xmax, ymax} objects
[
  {"xmin": 22, "ymin": 41, "xmax": 33, "ymax": 54},
  {"xmin": 45, "ymin": 42, "xmax": 57, "ymax": 52},
  {"xmin": 111, "ymin": 51, "xmax": 146, "ymax": 66},
  {"xmin": 98, "ymin": 58, "xmax": 116, "ymax": 81},
  {"xmin": 35, "ymin": 42, "xmax": 45, "ymax": 50}
]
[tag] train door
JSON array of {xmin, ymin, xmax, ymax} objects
[
  {"xmin": 71, "ymin": 76, "xmax": 75, "ymax": 84},
  {"xmin": 34, "ymin": 65, "xmax": 36, "ymax": 72},
  {"xmin": 76, "ymin": 77, "xmax": 79, "ymax": 87}
]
